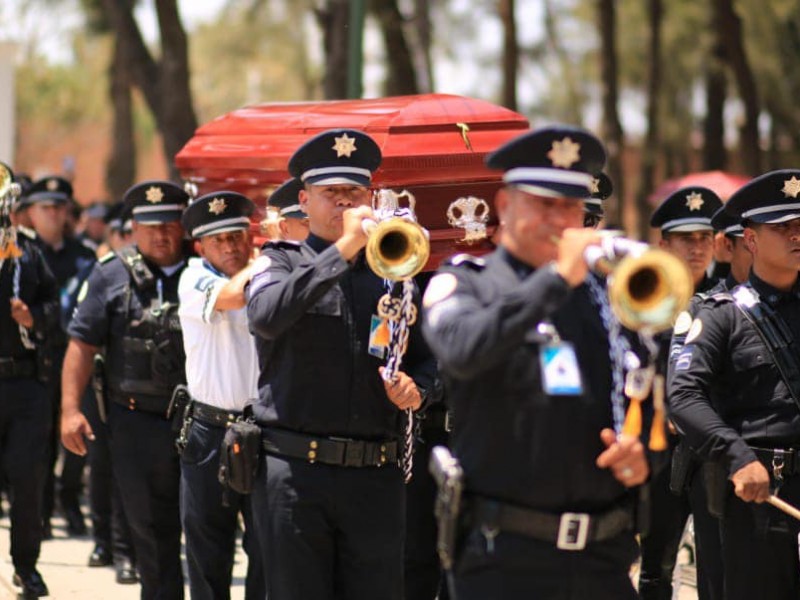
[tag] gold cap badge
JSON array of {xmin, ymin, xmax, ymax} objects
[
  {"xmin": 208, "ymin": 197, "xmax": 227, "ymax": 215},
  {"xmin": 547, "ymin": 137, "xmax": 581, "ymax": 169},
  {"xmin": 782, "ymin": 176, "xmax": 800, "ymax": 199},
  {"xmin": 145, "ymin": 186, "xmax": 164, "ymax": 204},
  {"xmin": 46, "ymin": 179, "xmax": 59, "ymax": 191},
  {"xmin": 332, "ymin": 133, "xmax": 357, "ymax": 158},
  {"xmin": 685, "ymin": 192, "xmax": 704, "ymax": 211}
]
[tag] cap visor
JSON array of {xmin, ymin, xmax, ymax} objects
[
  {"xmin": 664, "ymin": 223, "xmax": 714, "ymax": 233},
  {"xmin": 512, "ymin": 182, "xmax": 589, "ymax": 199},
  {"xmin": 746, "ymin": 211, "xmax": 800, "ymax": 225},
  {"xmin": 133, "ymin": 212, "xmax": 182, "ymax": 225},
  {"xmin": 306, "ymin": 175, "xmax": 371, "ymax": 187},
  {"xmin": 194, "ymin": 224, "xmax": 250, "ymax": 238}
]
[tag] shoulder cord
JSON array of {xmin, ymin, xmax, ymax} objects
[
  {"xmin": 586, "ymin": 274, "xmax": 628, "ymax": 435},
  {"xmin": 382, "ymin": 279, "xmax": 415, "ymax": 483}
]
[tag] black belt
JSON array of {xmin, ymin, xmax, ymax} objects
[
  {"xmin": 262, "ymin": 428, "xmax": 398, "ymax": 468},
  {"xmin": 467, "ymin": 496, "xmax": 635, "ymax": 551},
  {"xmin": 110, "ymin": 394, "xmax": 169, "ymax": 417},
  {"xmin": 0, "ymin": 358, "xmax": 36, "ymax": 380},
  {"xmin": 190, "ymin": 401, "xmax": 241, "ymax": 428},
  {"xmin": 420, "ymin": 408, "xmax": 451, "ymax": 432},
  {"xmin": 751, "ymin": 446, "xmax": 800, "ymax": 477}
]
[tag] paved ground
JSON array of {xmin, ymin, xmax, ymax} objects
[{"xmin": 0, "ymin": 506, "xmax": 249, "ymax": 599}]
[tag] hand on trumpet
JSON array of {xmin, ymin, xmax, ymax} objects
[
  {"xmin": 335, "ymin": 205, "xmax": 375, "ymax": 261},
  {"xmin": 554, "ymin": 228, "xmax": 603, "ymax": 287}
]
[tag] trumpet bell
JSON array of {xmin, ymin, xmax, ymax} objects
[
  {"xmin": 608, "ymin": 248, "xmax": 693, "ymax": 332},
  {"xmin": 366, "ymin": 217, "xmax": 431, "ymax": 281}
]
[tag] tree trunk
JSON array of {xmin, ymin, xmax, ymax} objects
[
  {"xmin": 369, "ymin": 0, "xmax": 419, "ymax": 96},
  {"xmin": 635, "ymin": 0, "xmax": 662, "ymax": 240},
  {"xmin": 713, "ymin": 0, "xmax": 760, "ymax": 174},
  {"xmin": 106, "ymin": 38, "xmax": 136, "ymax": 202},
  {"xmin": 543, "ymin": 0, "xmax": 582, "ymax": 124},
  {"xmin": 410, "ymin": 0, "xmax": 435, "ymax": 91},
  {"xmin": 498, "ymin": 0, "xmax": 518, "ymax": 111},
  {"xmin": 597, "ymin": 0, "xmax": 624, "ymax": 228},
  {"xmin": 703, "ymin": 39, "xmax": 727, "ymax": 170},
  {"xmin": 99, "ymin": 0, "xmax": 197, "ymax": 180},
  {"xmin": 316, "ymin": 0, "xmax": 350, "ymax": 99}
]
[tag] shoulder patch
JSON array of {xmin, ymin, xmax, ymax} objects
[
  {"xmin": 684, "ymin": 318, "xmax": 703, "ymax": 344},
  {"xmin": 710, "ymin": 291, "xmax": 734, "ymax": 306},
  {"xmin": 261, "ymin": 239, "xmax": 302, "ymax": 251},
  {"xmin": 98, "ymin": 252, "xmax": 117, "ymax": 264},
  {"xmin": 423, "ymin": 273, "xmax": 458, "ymax": 308},
  {"xmin": 673, "ymin": 311, "xmax": 692, "ymax": 335},
  {"xmin": 445, "ymin": 253, "xmax": 486, "ymax": 270}
]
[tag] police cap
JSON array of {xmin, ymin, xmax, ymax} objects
[
  {"xmin": 268, "ymin": 179, "xmax": 305, "ymax": 219},
  {"xmin": 28, "ymin": 176, "xmax": 73, "ymax": 206},
  {"xmin": 725, "ymin": 169, "xmax": 800, "ymax": 225},
  {"xmin": 711, "ymin": 205, "xmax": 743, "ymax": 237},
  {"xmin": 486, "ymin": 125, "xmax": 606, "ymax": 198},
  {"xmin": 288, "ymin": 129, "xmax": 382, "ymax": 187},
  {"xmin": 650, "ymin": 186, "xmax": 722, "ymax": 233},
  {"xmin": 182, "ymin": 191, "xmax": 254, "ymax": 239},
  {"xmin": 123, "ymin": 180, "xmax": 189, "ymax": 224},
  {"xmin": 585, "ymin": 172, "xmax": 612, "ymax": 216}
]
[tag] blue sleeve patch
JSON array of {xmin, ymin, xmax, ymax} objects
[
  {"xmin": 194, "ymin": 275, "xmax": 215, "ymax": 293},
  {"xmin": 674, "ymin": 345, "xmax": 695, "ymax": 372}
]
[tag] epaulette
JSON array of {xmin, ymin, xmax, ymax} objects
[
  {"xmin": 98, "ymin": 252, "xmax": 117, "ymax": 264},
  {"xmin": 116, "ymin": 245, "xmax": 156, "ymax": 290},
  {"xmin": 16, "ymin": 225, "xmax": 36, "ymax": 240},
  {"xmin": 444, "ymin": 253, "xmax": 486, "ymax": 271},
  {"xmin": 261, "ymin": 239, "xmax": 302, "ymax": 251},
  {"xmin": 708, "ymin": 291, "xmax": 733, "ymax": 306}
]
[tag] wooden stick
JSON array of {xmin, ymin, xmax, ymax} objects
[{"xmin": 768, "ymin": 495, "xmax": 800, "ymax": 521}]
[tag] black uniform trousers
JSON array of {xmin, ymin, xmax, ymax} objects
[
  {"xmin": 108, "ymin": 401, "xmax": 183, "ymax": 599},
  {"xmin": 404, "ymin": 415, "xmax": 449, "ymax": 600},
  {"xmin": 179, "ymin": 419, "xmax": 265, "ymax": 600},
  {"xmin": 0, "ymin": 378, "xmax": 51, "ymax": 574},
  {"xmin": 252, "ymin": 453, "xmax": 405, "ymax": 600},
  {"xmin": 720, "ymin": 475, "xmax": 800, "ymax": 600},
  {"xmin": 451, "ymin": 527, "xmax": 640, "ymax": 600},
  {"xmin": 638, "ymin": 445, "xmax": 690, "ymax": 600},
  {"xmin": 687, "ymin": 469, "xmax": 724, "ymax": 600},
  {"xmin": 84, "ymin": 386, "xmax": 135, "ymax": 562}
]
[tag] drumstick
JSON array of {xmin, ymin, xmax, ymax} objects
[{"xmin": 768, "ymin": 495, "xmax": 800, "ymax": 521}]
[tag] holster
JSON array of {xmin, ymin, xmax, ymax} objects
[
  {"xmin": 92, "ymin": 354, "xmax": 109, "ymax": 424},
  {"xmin": 669, "ymin": 440, "xmax": 697, "ymax": 495},
  {"xmin": 217, "ymin": 407, "xmax": 262, "ymax": 496},
  {"xmin": 167, "ymin": 385, "xmax": 191, "ymax": 433},
  {"xmin": 429, "ymin": 445, "xmax": 464, "ymax": 570},
  {"xmin": 703, "ymin": 460, "xmax": 729, "ymax": 519}
]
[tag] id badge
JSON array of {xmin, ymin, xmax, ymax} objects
[
  {"xmin": 539, "ymin": 342, "xmax": 584, "ymax": 396},
  {"xmin": 368, "ymin": 315, "xmax": 390, "ymax": 359}
]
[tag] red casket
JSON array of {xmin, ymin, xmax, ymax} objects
[{"xmin": 175, "ymin": 93, "xmax": 529, "ymax": 269}]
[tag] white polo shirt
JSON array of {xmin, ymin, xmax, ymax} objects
[{"xmin": 178, "ymin": 257, "xmax": 259, "ymax": 411}]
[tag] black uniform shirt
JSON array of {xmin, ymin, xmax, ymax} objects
[
  {"xmin": 68, "ymin": 248, "xmax": 185, "ymax": 400},
  {"xmin": 247, "ymin": 233, "xmax": 437, "ymax": 440},
  {"xmin": 669, "ymin": 271, "xmax": 800, "ymax": 477},
  {"xmin": 0, "ymin": 233, "xmax": 59, "ymax": 359},
  {"xmin": 423, "ymin": 246, "xmax": 645, "ymax": 513}
]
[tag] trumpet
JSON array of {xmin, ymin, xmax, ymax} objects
[
  {"xmin": 584, "ymin": 235, "xmax": 693, "ymax": 333},
  {"xmin": 363, "ymin": 189, "xmax": 430, "ymax": 281}
]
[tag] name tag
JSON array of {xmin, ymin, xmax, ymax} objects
[{"xmin": 539, "ymin": 343, "xmax": 584, "ymax": 396}]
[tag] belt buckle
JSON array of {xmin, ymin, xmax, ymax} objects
[
  {"xmin": 343, "ymin": 440, "xmax": 365, "ymax": 467},
  {"xmin": 556, "ymin": 512, "xmax": 590, "ymax": 551}
]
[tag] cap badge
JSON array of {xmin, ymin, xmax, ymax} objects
[
  {"xmin": 46, "ymin": 179, "xmax": 59, "ymax": 191},
  {"xmin": 332, "ymin": 133, "xmax": 357, "ymax": 158},
  {"xmin": 782, "ymin": 176, "xmax": 800, "ymax": 199},
  {"xmin": 208, "ymin": 197, "xmax": 227, "ymax": 215},
  {"xmin": 547, "ymin": 137, "xmax": 581, "ymax": 169},
  {"xmin": 145, "ymin": 186, "xmax": 164, "ymax": 204},
  {"xmin": 589, "ymin": 177, "xmax": 600, "ymax": 195},
  {"xmin": 685, "ymin": 192, "xmax": 704, "ymax": 211}
]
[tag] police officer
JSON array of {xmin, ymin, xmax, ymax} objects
[
  {"xmin": 0, "ymin": 164, "xmax": 59, "ymax": 598},
  {"xmin": 27, "ymin": 176, "xmax": 96, "ymax": 539},
  {"xmin": 422, "ymin": 126, "xmax": 651, "ymax": 599},
  {"xmin": 78, "ymin": 202, "xmax": 110, "ymax": 254},
  {"xmin": 639, "ymin": 186, "xmax": 722, "ymax": 600},
  {"xmin": 247, "ymin": 128, "xmax": 438, "ymax": 600},
  {"xmin": 670, "ymin": 169, "xmax": 800, "ymax": 599},
  {"xmin": 61, "ymin": 180, "xmax": 190, "ymax": 599},
  {"xmin": 177, "ymin": 191, "xmax": 265, "ymax": 599},
  {"xmin": 583, "ymin": 172, "xmax": 612, "ymax": 229},
  {"xmin": 265, "ymin": 178, "xmax": 311, "ymax": 241}
]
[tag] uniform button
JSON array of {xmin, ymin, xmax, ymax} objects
[
  {"xmin": 380, "ymin": 445, "xmax": 386, "ymax": 452},
  {"xmin": 310, "ymin": 440, "xmax": 318, "ymax": 449},
  {"xmin": 307, "ymin": 450, "xmax": 317, "ymax": 462},
  {"xmin": 380, "ymin": 455, "xmax": 387, "ymax": 464}
]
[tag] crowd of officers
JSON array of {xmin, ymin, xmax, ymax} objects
[{"xmin": 1, "ymin": 121, "xmax": 800, "ymax": 600}]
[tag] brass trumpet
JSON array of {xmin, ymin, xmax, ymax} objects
[
  {"xmin": 363, "ymin": 189, "xmax": 430, "ymax": 281},
  {"xmin": 585, "ymin": 235, "xmax": 693, "ymax": 332}
]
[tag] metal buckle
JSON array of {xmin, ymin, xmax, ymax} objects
[{"xmin": 556, "ymin": 512, "xmax": 590, "ymax": 551}]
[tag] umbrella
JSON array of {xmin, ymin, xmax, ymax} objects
[{"xmin": 649, "ymin": 170, "xmax": 751, "ymax": 206}]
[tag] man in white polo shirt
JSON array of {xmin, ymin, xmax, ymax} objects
[{"xmin": 178, "ymin": 191, "xmax": 264, "ymax": 600}]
